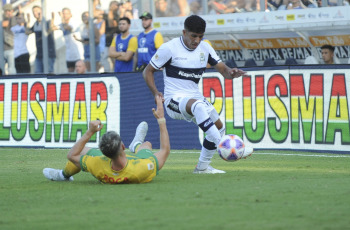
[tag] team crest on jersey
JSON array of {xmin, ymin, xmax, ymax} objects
[
  {"xmin": 140, "ymin": 38, "xmax": 146, "ymax": 47},
  {"xmin": 117, "ymin": 43, "xmax": 124, "ymax": 51},
  {"xmin": 200, "ymin": 52, "xmax": 205, "ymax": 63},
  {"xmin": 154, "ymin": 54, "xmax": 159, "ymax": 60}
]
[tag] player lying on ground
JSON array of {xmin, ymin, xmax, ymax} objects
[
  {"xmin": 43, "ymin": 95, "xmax": 170, "ymax": 184},
  {"xmin": 143, "ymin": 15, "xmax": 253, "ymax": 174}
]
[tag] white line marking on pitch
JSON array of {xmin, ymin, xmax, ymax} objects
[{"xmin": 170, "ymin": 151, "xmax": 350, "ymax": 158}]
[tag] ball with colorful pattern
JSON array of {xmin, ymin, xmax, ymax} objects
[{"xmin": 217, "ymin": 134, "xmax": 245, "ymax": 161}]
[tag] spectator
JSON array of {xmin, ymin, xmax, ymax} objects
[
  {"xmin": 136, "ymin": 12, "xmax": 164, "ymax": 72},
  {"xmin": 74, "ymin": 11, "xmax": 100, "ymax": 72},
  {"xmin": 2, "ymin": 4, "xmax": 16, "ymax": 74},
  {"xmin": 267, "ymin": 0, "xmax": 283, "ymax": 10},
  {"xmin": 304, "ymin": 56, "xmax": 319, "ymax": 64},
  {"xmin": 189, "ymin": 0, "xmax": 203, "ymax": 15},
  {"xmin": 168, "ymin": 0, "xmax": 190, "ymax": 16},
  {"xmin": 94, "ymin": 7, "xmax": 106, "ymax": 72},
  {"xmin": 286, "ymin": 0, "xmax": 308, "ymax": 9},
  {"xmin": 26, "ymin": 5, "xmax": 56, "ymax": 73},
  {"xmin": 102, "ymin": 0, "xmax": 120, "ymax": 72},
  {"xmin": 59, "ymin": 7, "xmax": 84, "ymax": 73},
  {"xmin": 11, "ymin": 12, "xmax": 30, "ymax": 73},
  {"xmin": 118, "ymin": 0, "xmax": 134, "ymax": 19},
  {"xmin": 75, "ymin": 60, "xmax": 87, "ymax": 74},
  {"xmin": 108, "ymin": 17, "xmax": 137, "ymax": 73},
  {"xmin": 155, "ymin": 0, "xmax": 168, "ymax": 17},
  {"xmin": 321, "ymin": 44, "xmax": 338, "ymax": 64}
]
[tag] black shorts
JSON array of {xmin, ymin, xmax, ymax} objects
[{"xmin": 66, "ymin": 60, "xmax": 79, "ymax": 69}]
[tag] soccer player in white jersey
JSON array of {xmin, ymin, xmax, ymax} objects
[{"xmin": 143, "ymin": 15, "xmax": 253, "ymax": 174}]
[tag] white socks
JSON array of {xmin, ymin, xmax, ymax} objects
[{"xmin": 191, "ymin": 101, "xmax": 223, "ymax": 170}]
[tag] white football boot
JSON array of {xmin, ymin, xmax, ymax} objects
[
  {"xmin": 193, "ymin": 165, "xmax": 226, "ymax": 174},
  {"xmin": 128, "ymin": 121, "xmax": 148, "ymax": 153},
  {"xmin": 241, "ymin": 146, "xmax": 254, "ymax": 159},
  {"xmin": 43, "ymin": 168, "xmax": 74, "ymax": 181}
]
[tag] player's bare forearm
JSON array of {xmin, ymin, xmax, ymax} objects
[
  {"xmin": 143, "ymin": 65, "xmax": 160, "ymax": 97},
  {"xmin": 152, "ymin": 95, "xmax": 170, "ymax": 169},
  {"xmin": 67, "ymin": 120, "xmax": 103, "ymax": 167},
  {"xmin": 215, "ymin": 62, "xmax": 248, "ymax": 79}
]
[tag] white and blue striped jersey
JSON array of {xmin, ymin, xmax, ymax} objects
[{"xmin": 150, "ymin": 36, "xmax": 221, "ymax": 100}]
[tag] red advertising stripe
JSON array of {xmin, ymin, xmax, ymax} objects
[
  {"xmin": 290, "ymin": 74, "xmax": 304, "ymax": 96},
  {"xmin": 91, "ymin": 82, "xmax": 107, "ymax": 101},
  {"xmin": 225, "ymin": 79, "xmax": 233, "ymax": 97},
  {"xmin": 75, "ymin": 83, "xmax": 86, "ymax": 101},
  {"xmin": 243, "ymin": 77, "xmax": 251, "ymax": 97},
  {"xmin": 309, "ymin": 74, "xmax": 323, "ymax": 96},
  {"xmin": 331, "ymin": 74, "xmax": 346, "ymax": 96},
  {"xmin": 267, "ymin": 74, "xmax": 288, "ymax": 96},
  {"xmin": 30, "ymin": 82, "xmax": 45, "ymax": 101},
  {"xmin": 12, "ymin": 83, "xmax": 18, "ymax": 101},
  {"xmin": 0, "ymin": 84, "xmax": 4, "ymax": 101},
  {"xmin": 202, "ymin": 78, "xmax": 222, "ymax": 98},
  {"xmin": 46, "ymin": 83, "xmax": 57, "ymax": 102},
  {"xmin": 255, "ymin": 76, "xmax": 264, "ymax": 97},
  {"xmin": 21, "ymin": 83, "xmax": 28, "ymax": 101},
  {"xmin": 60, "ymin": 83, "xmax": 70, "ymax": 101}
]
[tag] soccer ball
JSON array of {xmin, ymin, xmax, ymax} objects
[{"xmin": 217, "ymin": 134, "xmax": 245, "ymax": 161}]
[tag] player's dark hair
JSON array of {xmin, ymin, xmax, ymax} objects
[
  {"xmin": 99, "ymin": 131, "xmax": 122, "ymax": 159},
  {"xmin": 184, "ymin": 15, "xmax": 206, "ymax": 33},
  {"xmin": 321, "ymin": 44, "xmax": 335, "ymax": 52},
  {"xmin": 119, "ymin": 17, "xmax": 131, "ymax": 24}
]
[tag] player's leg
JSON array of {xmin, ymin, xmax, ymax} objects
[
  {"xmin": 179, "ymin": 98, "xmax": 224, "ymax": 173},
  {"xmin": 43, "ymin": 147, "xmax": 93, "ymax": 181},
  {"xmin": 129, "ymin": 121, "xmax": 149, "ymax": 153},
  {"xmin": 136, "ymin": 141, "xmax": 152, "ymax": 152}
]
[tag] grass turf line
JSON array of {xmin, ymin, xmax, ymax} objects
[{"xmin": 0, "ymin": 148, "xmax": 349, "ymax": 230}]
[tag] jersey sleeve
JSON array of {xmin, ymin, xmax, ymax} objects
[
  {"xmin": 127, "ymin": 36, "xmax": 138, "ymax": 53},
  {"xmin": 110, "ymin": 36, "xmax": 116, "ymax": 48},
  {"xmin": 154, "ymin": 32, "xmax": 164, "ymax": 49},
  {"xmin": 206, "ymin": 42, "xmax": 221, "ymax": 66},
  {"xmin": 150, "ymin": 43, "xmax": 172, "ymax": 70}
]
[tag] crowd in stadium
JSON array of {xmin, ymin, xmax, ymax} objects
[{"xmin": 1, "ymin": 0, "xmax": 349, "ymax": 75}]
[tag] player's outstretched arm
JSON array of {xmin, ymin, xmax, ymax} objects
[
  {"xmin": 143, "ymin": 64, "xmax": 164, "ymax": 102},
  {"xmin": 67, "ymin": 120, "xmax": 103, "ymax": 168},
  {"xmin": 152, "ymin": 95, "xmax": 170, "ymax": 170},
  {"xmin": 214, "ymin": 62, "xmax": 249, "ymax": 79}
]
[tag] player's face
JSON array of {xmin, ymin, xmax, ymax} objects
[
  {"xmin": 118, "ymin": 20, "xmax": 130, "ymax": 33},
  {"xmin": 182, "ymin": 30, "xmax": 204, "ymax": 50},
  {"xmin": 142, "ymin": 18, "xmax": 152, "ymax": 30},
  {"xmin": 321, "ymin": 49, "xmax": 334, "ymax": 63}
]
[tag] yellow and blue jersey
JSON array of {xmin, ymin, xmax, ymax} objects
[
  {"xmin": 137, "ymin": 29, "xmax": 164, "ymax": 67},
  {"xmin": 80, "ymin": 149, "xmax": 159, "ymax": 184},
  {"xmin": 110, "ymin": 34, "xmax": 137, "ymax": 72}
]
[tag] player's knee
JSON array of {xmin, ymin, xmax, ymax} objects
[
  {"xmin": 191, "ymin": 100, "xmax": 206, "ymax": 115},
  {"xmin": 137, "ymin": 141, "xmax": 152, "ymax": 152}
]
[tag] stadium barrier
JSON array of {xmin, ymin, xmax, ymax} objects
[{"xmin": 0, "ymin": 65, "xmax": 349, "ymax": 153}]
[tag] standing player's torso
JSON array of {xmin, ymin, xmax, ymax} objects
[{"xmin": 162, "ymin": 37, "xmax": 209, "ymax": 99}]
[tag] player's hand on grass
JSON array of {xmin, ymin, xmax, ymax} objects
[
  {"xmin": 88, "ymin": 120, "xmax": 104, "ymax": 133},
  {"xmin": 152, "ymin": 95, "xmax": 165, "ymax": 120}
]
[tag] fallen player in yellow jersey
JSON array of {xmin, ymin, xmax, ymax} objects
[{"xmin": 43, "ymin": 95, "xmax": 170, "ymax": 184}]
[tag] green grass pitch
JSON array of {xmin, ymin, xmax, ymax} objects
[{"xmin": 0, "ymin": 148, "xmax": 349, "ymax": 230}]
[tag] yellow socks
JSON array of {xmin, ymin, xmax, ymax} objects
[{"xmin": 62, "ymin": 161, "xmax": 81, "ymax": 178}]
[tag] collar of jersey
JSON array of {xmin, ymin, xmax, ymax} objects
[{"xmin": 180, "ymin": 36, "xmax": 195, "ymax": 52}]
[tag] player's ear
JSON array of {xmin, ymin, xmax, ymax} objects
[
  {"xmin": 121, "ymin": 142, "xmax": 125, "ymax": 150},
  {"xmin": 182, "ymin": 29, "xmax": 186, "ymax": 36}
]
